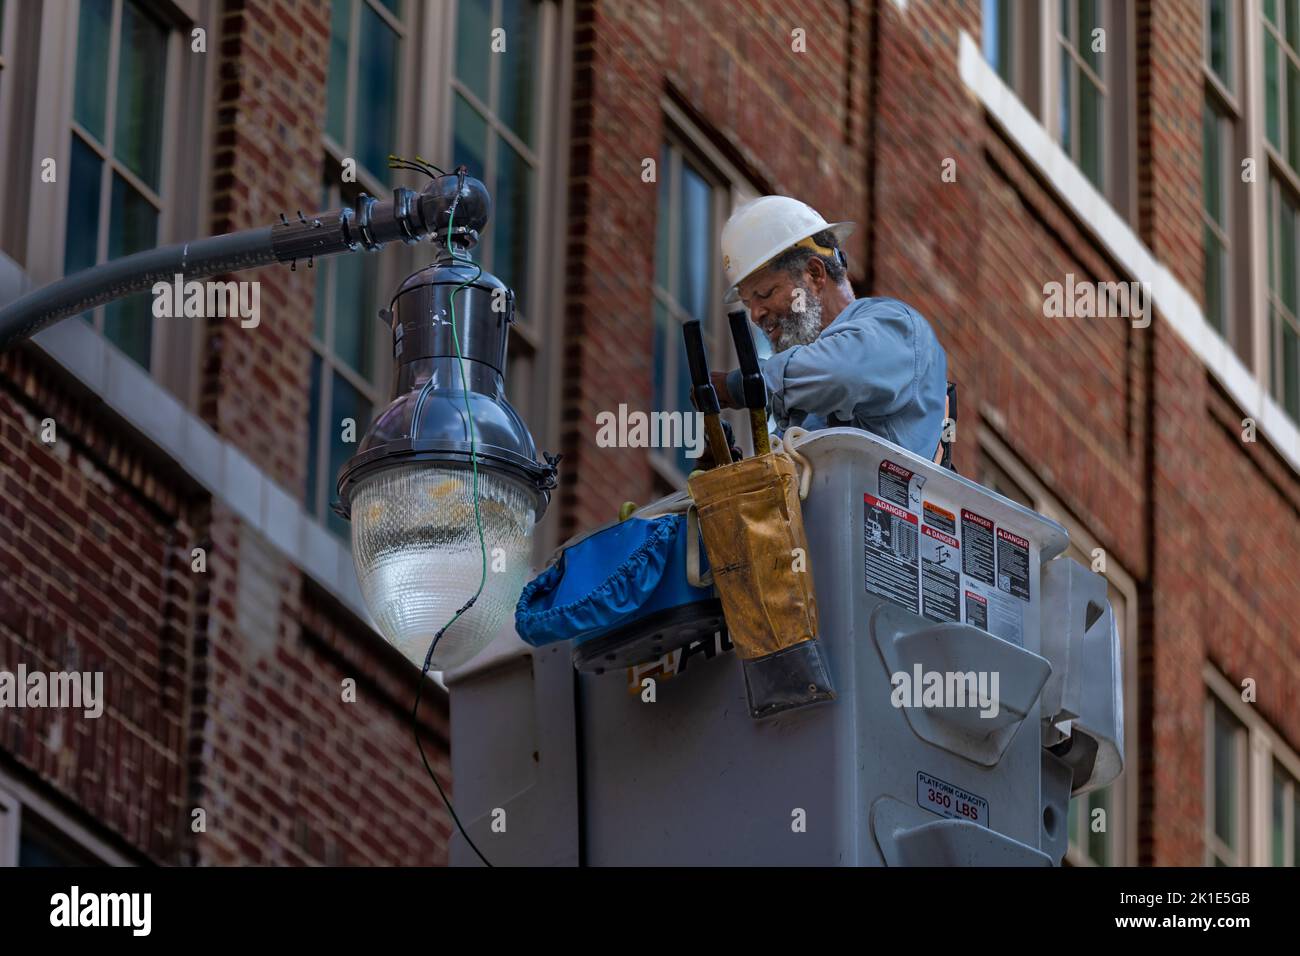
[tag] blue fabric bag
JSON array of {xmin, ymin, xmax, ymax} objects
[{"xmin": 515, "ymin": 512, "xmax": 721, "ymax": 671}]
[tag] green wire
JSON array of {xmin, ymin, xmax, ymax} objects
[{"xmin": 411, "ymin": 189, "xmax": 492, "ymax": 868}]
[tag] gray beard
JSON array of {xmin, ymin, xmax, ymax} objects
[{"xmin": 770, "ymin": 288, "xmax": 823, "ymax": 352}]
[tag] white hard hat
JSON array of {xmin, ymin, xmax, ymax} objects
[{"xmin": 720, "ymin": 196, "xmax": 855, "ymax": 298}]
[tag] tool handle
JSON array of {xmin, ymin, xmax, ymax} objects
[
  {"xmin": 682, "ymin": 320, "xmax": 721, "ymax": 415},
  {"xmin": 727, "ymin": 310, "xmax": 768, "ymax": 411}
]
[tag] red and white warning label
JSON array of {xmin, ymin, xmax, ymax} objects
[
  {"xmin": 879, "ymin": 459, "xmax": 926, "ymax": 511},
  {"xmin": 863, "ymin": 475, "xmax": 1033, "ymax": 647},
  {"xmin": 864, "ymin": 493, "xmax": 919, "ymax": 614},
  {"xmin": 921, "ymin": 525, "xmax": 961, "ymax": 623}
]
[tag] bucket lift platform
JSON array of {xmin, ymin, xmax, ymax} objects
[{"xmin": 445, "ymin": 428, "xmax": 1124, "ymax": 866}]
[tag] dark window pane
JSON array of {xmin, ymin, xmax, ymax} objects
[
  {"xmin": 676, "ymin": 161, "xmax": 712, "ymax": 321},
  {"xmin": 1289, "ymin": 60, "xmax": 1300, "ymax": 173},
  {"xmin": 326, "ymin": 0, "xmax": 351, "ymax": 144},
  {"xmin": 73, "ymin": 0, "xmax": 112, "ymax": 141},
  {"xmin": 313, "ymin": 248, "xmax": 329, "ymax": 341},
  {"xmin": 1266, "ymin": 35, "xmax": 1281, "ymax": 150},
  {"xmin": 1079, "ymin": 74, "xmax": 1103, "ymax": 188},
  {"xmin": 1264, "ymin": 0, "xmax": 1277, "ymax": 26},
  {"xmin": 1283, "ymin": 314, "xmax": 1300, "ymax": 421},
  {"xmin": 1077, "ymin": 0, "xmax": 1100, "ymax": 71},
  {"xmin": 332, "ymin": 250, "xmax": 378, "ymax": 378},
  {"xmin": 378, "ymin": 0, "xmax": 401, "ymax": 16},
  {"xmin": 653, "ymin": 301, "xmax": 669, "ymax": 417},
  {"xmin": 104, "ymin": 174, "xmax": 158, "ymax": 369},
  {"xmin": 64, "ymin": 135, "xmax": 103, "ymax": 276},
  {"xmin": 1202, "ymin": 101, "xmax": 1224, "ymax": 226},
  {"xmin": 455, "ymin": 0, "xmax": 492, "ymax": 104},
  {"xmin": 1289, "ymin": 0, "xmax": 1300, "ymax": 49},
  {"xmin": 1059, "ymin": 52, "xmax": 1072, "ymax": 156},
  {"xmin": 492, "ymin": 139, "xmax": 532, "ymax": 305},
  {"xmin": 1282, "ymin": 193, "xmax": 1298, "ymax": 314},
  {"xmin": 498, "ymin": 0, "xmax": 539, "ymax": 145},
  {"xmin": 452, "ymin": 93, "xmax": 488, "ymax": 182},
  {"xmin": 1204, "ymin": 224, "xmax": 1227, "ymax": 335},
  {"xmin": 114, "ymin": 0, "xmax": 168, "ymax": 190},
  {"xmin": 1213, "ymin": 702, "xmax": 1237, "ymax": 847},
  {"xmin": 1207, "ymin": 0, "xmax": 1230, "ymax": 87},
  {"xmin": 306, "ymin": 354, "xmax": 323, "ymax": 511},
  {"xmin": 1293, "ymin": 786, "xmax": 1300, "ymax": 866},
  {"xmin": 654, "ymin": 145, "xmax": 672, "ymax": 289},
  {"xmin": 328, "ymin": 373, "xmax": 371, "ymax": 536},
  {"xmin": 357, "ymin": 3, "xmax": 398, "ymax": 179}
]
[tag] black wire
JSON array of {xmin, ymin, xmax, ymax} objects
[
  {"xmin": 408, "ymin": 165, "xmax": 493, "ymax": 868},
  {"xmin": 412, "ymin": 613, "xmax": 493, "ymax": 868}
]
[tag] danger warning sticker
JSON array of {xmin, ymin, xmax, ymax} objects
[
  {"xmin": 921, "ymin": 525, "xmax": 960, "ymax": 623},
  {"xmin": 923, "ymin": 500, "xmax": 957, "ymax": 536},
  {"xmin": 864, "ymin": 493, "xmax": 919, "ymax": 614},
  {"xmin": 879, "ymin": 459, "xmax": 926, "ymax": 511},
  {"xmin": 965, "ymin": 590, "xmax": 988, "ymax": 630},
  {"xmin": 996, "ymin": 527, "xmax": 1031, "ymax": 602},
  {"xmin": 961, "ymin": 509, "xmax": 996, "ymax": 585}
]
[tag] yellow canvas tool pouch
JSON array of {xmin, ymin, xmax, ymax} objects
[{"xmin": 688, "ymin": 451, "xmax": 835, "ymax": 719}]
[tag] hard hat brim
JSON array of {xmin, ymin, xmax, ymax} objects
[{"xmin": 724, "ymin": 220, "xmax": 857, "ymax": 301}]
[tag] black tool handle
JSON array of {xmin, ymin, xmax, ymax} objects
[
  {"xmin": 683, "ymin": 320, "xmax": 720, "ymax": 415},
  {"xmin": 728, "ymin": 309, "xmax": 767, "ymax": 411}
]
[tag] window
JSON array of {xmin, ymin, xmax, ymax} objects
[
  {"xmin": 1262, "ymin": 0, "xmax": 1300, "ymax": 176},
  {"xmin": 652, "ymin": 141, "xmax": 723, "ymax": 481},
  {"xmin": 1272, "ymin": 760, "xmax": 1300, "ymax": 865},
  {"xmin": 325, "ymin": 0, "xmax": 408, "ymax": 185},
  {"xmin": 314, "ymin": 0, "xmax": 419, "ymax": 536},
  {"xmin": 977, "ymin": 433, "xmax": 1139, "ymax": 867},
  {"xmin": 449, "ymin": 0, "xmax": 542, "ymax": 310},
  {"xmin": 63, "ymin": 0, "xmax": 170, "ymax": 371},
  {"xmin": 0, "ymin": 773, "xmax": 128, "ymax": 866},
  {"xmin": 1206, "ymin": 695, "xmax": 1247, "ymax": 865},
  {"xmin": 1203, "ymin": 0, "xmax": 1239, "ymax": 341},
  {"xmin": 306, "ymin": 178, "xmax": 385, "ymax": 538},
  {"xmin": 1204, "ymin": 667, "xmax": 1300, "ymax": 865},
  {"xmin": 1268, "ymin": 183, "xmax": 1300, "ymax": 420},
  {"xmin": 982, "ymin": 0, "xmax": 1015, "ymax": 86},
  {"xmin": 1056, "ymin": 0, "xmax": 1106, "ymax": 190}
]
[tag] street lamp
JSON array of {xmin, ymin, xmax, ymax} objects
[
  {"xmin": 334, "ymin": 173, "xmax": 558, "ymax": 671},
  {"xmin": 0, "ymin": 168, "xmax": 557, "ymax": 673}
]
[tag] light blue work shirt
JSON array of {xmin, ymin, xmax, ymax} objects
[{"xmin": 727, "ymin": 296, "xmax": 948, "ymax": 460}]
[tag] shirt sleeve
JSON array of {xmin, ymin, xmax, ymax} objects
[{"xmin": 759, "ymin": 302, "xmax": 921, "ymax": 423}]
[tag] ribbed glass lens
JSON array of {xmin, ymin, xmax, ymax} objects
[{"xmin": 350, "ymin": 463, "xmax": 536, "ymax": 672}]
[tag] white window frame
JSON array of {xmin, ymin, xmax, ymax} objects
[
  {"xmin": 21, "ymin": 0, "xmax": 215, "ymax": 406},
  {"xmin": 0, "ymin": 767, "xmax": 133, "ymax": 866},
  {"xmin": 425, "ymin": 1, "xmax": 564, "ymax": 391},
  {"xmin": 1205, "ymin": 665, "xmax": 1300, "ymax": 866},
  {"xmin": 978, "ymin": 426, "xmax": 1140, "ymax": 867},
  {"xmin": 1251, "ymin": 0, "xmax": 1300, "ymax": 424},
  {"xmin": 646, "ymin": 98, "xmax": 759, "ymax": 491},
  {"xmin": 421, "ymin": 0, "xmax": 570, "ymax": 559}
]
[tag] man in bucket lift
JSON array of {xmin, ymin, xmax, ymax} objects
[{"xmin": 712, "ymin": 196, "xmax": 949, "ymax": 463}]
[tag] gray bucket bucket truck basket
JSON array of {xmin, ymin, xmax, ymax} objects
[{"xmin": 445, "ymin": 428, "xmax": 1125, "ymax": 866}]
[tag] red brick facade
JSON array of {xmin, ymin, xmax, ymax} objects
[{"xmin": 0, "ymin": 0, "xmax": 1295, "ymax": 867}]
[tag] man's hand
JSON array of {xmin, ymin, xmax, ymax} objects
[{"xmin": 710, "ymin": 370, "xmax": 737, "ymax": 409}]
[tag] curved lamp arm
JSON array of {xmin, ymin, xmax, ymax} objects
[{"xmin": 0, "ymin": 172, "xmax": 484, "ymax": 351}]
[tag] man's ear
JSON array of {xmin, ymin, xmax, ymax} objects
[{"xmin": 805, "ymin": 255, "xmax": 827, "ymax": 291}]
